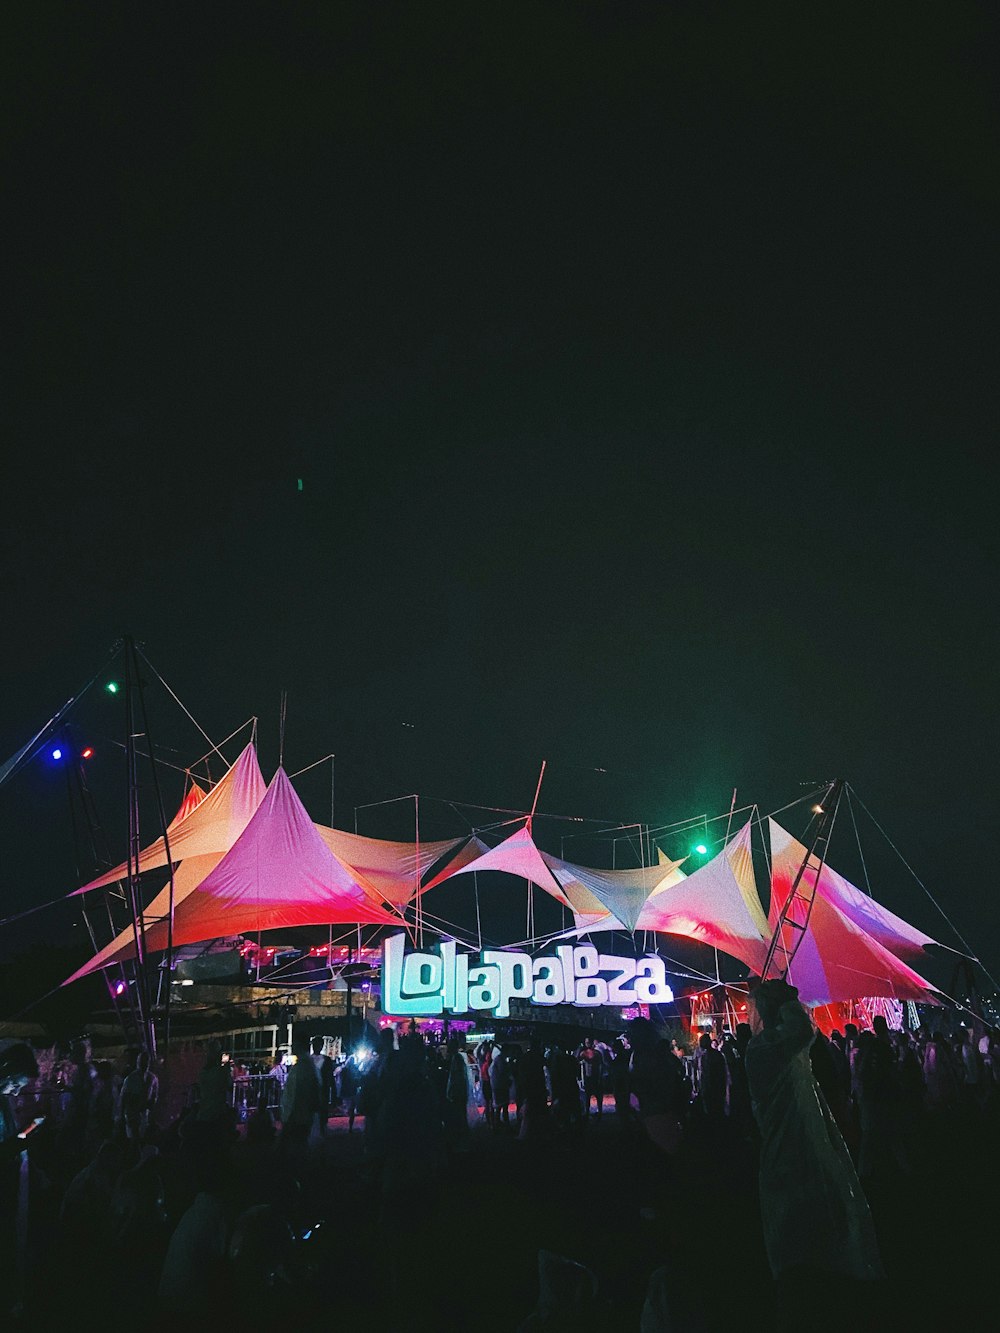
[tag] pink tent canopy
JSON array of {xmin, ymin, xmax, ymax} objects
[
  {"xmin": 71, "ymin": 743, "xmax": 266, "ymax": 895},
  {"xmin": 768, "ymin": 823, "xmax": 936, "ymax": 1005},
  {"xmin": 768, "ymin": 819, "xmax": 939, "ymax": 961},
  {"xmin": 168, "ymin": 780, "xmax": 208, "ymax": 830},
  {"xmin": 314, "ymin": 825, "xmax": 476, "ymax": 907},
  {"xmin": 63, "ymin": 769, "xmax": 403, "ymax": 985},
  {"xmin": 557, "ymin": 824, "xmax": 772, "ymax": 974},
  {"xmin": 542, "ymin": 852, "xmax": 687, "ymax": 933},
  {"xmin": 427, "ymin": 825, "xmax": 575, "ymax": 906}
]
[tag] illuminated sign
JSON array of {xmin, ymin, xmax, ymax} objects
[{"xmin": 381, "ymin": 933, "xmax": 673, "ymax": 1018}]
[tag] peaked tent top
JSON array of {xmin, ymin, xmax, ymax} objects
[
  {"xmin": 543, "ymin": 852, "xmax": 687, "ymax": 933},
  {"xmin": 72, "ymin": 743, "xmax": 266, "ymax": 895},
  {"xmin": 427, "ymin": 825, "xmax": 574, "ymax": 907},
  {"xmin": 66, "ymin": 768, "xmax": 402, "ymax": 976},
  {"xmin": 168, "ymin": 780, "xmax": 208, "ymax": 832},
  {"xmin": 314, "ymin": 825, "xmax": 474, "ymax": 907},
  {"xmin": 768, "ymin": 824, "xmax": 936, "ymax": 1005},
  {"xmin": 578, "ymin": 823, "xmax": 772, "ymax": 974},
  {"xmin": 768, "ymin": 819, "xmax": 940, "ymax": 961}
]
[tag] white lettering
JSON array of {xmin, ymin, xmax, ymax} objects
[
  {"xmin": 482, "ymin": 950, "xmax": 533, "ymax": 1018},
  {"xmin": 467, "ymin": 964, "xmax": 502, "ymax": 1011},
  {"xmin": 531, "ymin": 958, "xmax": 565, "ymax": 1005},
  {"xmin": 379, "ymin": 934, "xmax": 672, "ymax": 1018},
  {"xmin": 600, "ymin": 955, "xmax": 637, "ymax": 1004}
]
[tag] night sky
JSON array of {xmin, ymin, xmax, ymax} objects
[{"xmin": 3, "ymin": 6, "xmax": 998, "ymax": 995}]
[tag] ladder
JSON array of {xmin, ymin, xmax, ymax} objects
[{"xmin": 762, "ymin": 779, "xmax": 844, "ymax": 980}]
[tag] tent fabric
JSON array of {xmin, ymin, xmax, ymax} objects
[
  {"xmin": 767, "ymin": 823, "xmax": 935, "ymax": 1005},
  {"xmin": 429, "ymin": 826, "xmax": 575, "ymax": 907},
  {"xmin": 542, "ymin": 853, "xmax": 687, "ymax": 933},
  {"xmin": 314, "ymin": 825, "xmax": 473, "ymax": 907},
  {"xmin": 168, "ymin": 780, "xmax": 208, "ymax": 831},
  {"xmin": 64, "ymin": 852, "xmax": 227, "ymax": 984},
  {"xmin": 768, "ymin": 819, "xmax": 939, "ymax": 961},
  {"xmin": 71, "ymin": 743, "xmax": 266, "ymax": 895},
  {"xmin": 557, "ymin": 824, "xmax": 772, "ymax": 975},
  {"xmin": 634, "ymin": 823, "xmax": 770, "ymax": 972},
  {"xmin": 65, "ymin": 769, "xmax": 402, "ymax": 984}
]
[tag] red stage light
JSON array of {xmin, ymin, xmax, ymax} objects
[{"xmin": 81, "ymin": 747, "xmax": 94, "ymax": 760}]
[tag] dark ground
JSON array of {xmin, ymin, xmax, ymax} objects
[
  {"xmin": 14, "ymin": 1092, "xmax": 998, "ymax": 1331},
  {"xmin": 219, "ymin": 1100, "xmax": 999, "ymax": 1332}
]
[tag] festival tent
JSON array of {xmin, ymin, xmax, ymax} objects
[
  {"xmin": 542, "ymin": 853, "xmax": 687, "ymax": 932},
  {"xmin": 168, "ymin": 779, "xmax": 208, "ymax": 830},
  {"xmin": 63, "ymin": 768, "xmax": 403, "ymax": 985},
  {"xmin": 559, "ymin": 824, "xmax": 773, "ymax": 975},
  {"xmin": 767, "ymin": 822, "xmax": 937, "ymax": 1006},
  {"xmin": 314, "ymin": 825, "xmax": 479, "ymax": 907},
  {"xmin": 767, "ymin": 819, "xmax": 940, "ymax": 961},
  {"xmin": 423, "ymin": 824, "xmax": 687, "ymax": 927},
  {"xmin": 70, "ymin": 743, "xmax": 266, "ymax": 894},
  {"xmin": 424, "ymin": 825, "xmax": 577, "ymax": 907},
  {"xmin": 65, "ymin": 852, "xmax": 229, "ymax": 983}
]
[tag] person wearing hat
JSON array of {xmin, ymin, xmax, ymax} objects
[{"xmin": 745, "ymin": 979, "xmax": 883, "ymax": 1293}]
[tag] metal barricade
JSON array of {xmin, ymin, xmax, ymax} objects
[{"xmin": 231, "ymin": 1073, "xmax": 281, "ymax": 1121}]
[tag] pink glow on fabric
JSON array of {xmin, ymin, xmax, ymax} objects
[
  {"xmin": 167, "ymin": 780, "xmax": 208, "ymax": 831},
  {"xmin": 64, "ymin": 769, "xmax": 403, "ymax": 984},
  {"xmin": 315, "ymin": 825, "xmax": 472, "ymax": 906},
  {"xmin": 768, "ymin": 819, "xmax": 938, "ymax": 961},
  {"xmin": 554, "ymin": 825, "xmax": 772, "ymax": 973},
  {"xmin": 64, "ymin": 851, "xmax": 226, "ymax": 984},
  {"xmin": 152, "ymin": 769, "xmax": 403, "ymax": 945},
  {"xmin": 633, "ymin": 824, "xmax": 770, "ymax": 970},
  {"xmin": 71, "ymin": 743, "xmax": 266, "ymax": 895},
  {"xmin": 768, "ymin": 823, "xmax": 934, "ymax": 1005},
  {"xmin": 428, "ymin": 826, "xmax": 574, "ymax": 907},
  {"xmin": 542, "ymin": 853, "xmax": 686, "ymax": 933}
]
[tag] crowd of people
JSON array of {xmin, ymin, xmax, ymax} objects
[{"xmin": 1, "ymin": 1001, "xmax": 998, "ymax": 1329}]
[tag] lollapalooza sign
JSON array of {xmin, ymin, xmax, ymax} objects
[{"xmin": 381, "ymin": 932, "xmax": 674, "ymax": 1018}]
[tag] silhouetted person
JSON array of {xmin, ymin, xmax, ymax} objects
[
  {"xmin": 578, "ymin": 1037, "xmax": 605, "ymax": 1117},
  {"xmin": 490, "ymin": 1046, "xmax": 511, "ymax": 1129},
  {"xmin": 0, "ymin": 1044, "xmax": 38, "ymax": 1315},
  {"xmin": 280, "ymin": 1041, "xmax": 320, "ymax": 1145},
  {"xmin": 745, "ymin": 979, "xmax": 882, "ymax": 1300},
  {"xmin": 518, "ymin": 1039, "xmax": 551, "ymax": 1140},
  {"xmin": 610, "ymin": 1035, "xmax": 633, "ymax": 1120},
  {"xmin": 308, "ymin": 1036, "xmax": 334, "ymax": 1136},
  {"xmin": 695, "ymin": 1034, "xmax": 727, "ymax": 1128},
  {"xmin": 121, "ymin": 1051, "xmax": 158, "ymax": 1141}
]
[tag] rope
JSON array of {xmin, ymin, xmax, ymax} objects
[
  {"xmin": 278, "ymin": 690, "xmax": 288, "ymax": 769},
  {"xmin": 137, "ymin": 650, "xmax": 229, "ymax": 765},
  {"xmin": 845, "ymin": 786, "xmax": 874, "ymax": 899},
  {"xmin": 287, "ymin": 752, "xmax": 335, "ymax": 780},
  {"xmin": 186, "ymin": 718, "xmax": 256, "ymax": 773},
  {"xmin": 848, "ymin": 785, "xmax": 1000, "ymax": 991}
]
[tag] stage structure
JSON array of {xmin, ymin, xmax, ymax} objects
[{"xmin": 1, "ymin": 640, "xmax": 992, "ymax": 1039}]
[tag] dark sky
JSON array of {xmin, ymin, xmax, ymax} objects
[{"xmin": 2, "ymin": 5, "xmax": 998, "ymax": 986}]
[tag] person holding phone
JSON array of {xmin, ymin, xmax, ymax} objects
[
  {"xmin": 0, "ymin": 1044, "xmax": 39, "ymax": 1154},
  {"xmin": 1, "ymin": 1043, "xmax": 40, "ymax": 1314}
]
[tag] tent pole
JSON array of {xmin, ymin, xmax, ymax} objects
[
  {"xmin": 123, "ymin": 636, "xmax": 154, "ymax": 1055},
  {"xmin": 132, "ymin": 639, "xmax": 178, "ymax": 1052},
  {"xmin": 762, "ymin": 779, "xmax": 844, "ymax": 981},
  {"xmin": 528, "ymin": 760, "xmax": 547, "ymax": 831}
]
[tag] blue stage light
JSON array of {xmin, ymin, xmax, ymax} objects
[{"xmin": 51, "ymin": 747, "xmax": 63, "ymax": 761}]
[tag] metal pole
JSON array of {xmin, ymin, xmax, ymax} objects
[
  {"xmin": 762, "ymin": 780, "xmax": 844, "ymax": 981},
  {"xmin": 132, "ymin": 640, "xmax": 178, "ymax": 1051},
  {"xmin": 346, "ymin": 941, "xmax": 354, "ymax": 1056},
  {"xmin": 123, "ymin": 637, "xmax": 153, "ymax": 1054}
]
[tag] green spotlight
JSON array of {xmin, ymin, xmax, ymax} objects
[
  {"xmin": 693, "ymin": 843, "xmax": 708, "ymax": 856},
  {"xmin": 105, "ymin": 681, "xmax": 119, "ymax": 695}
]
